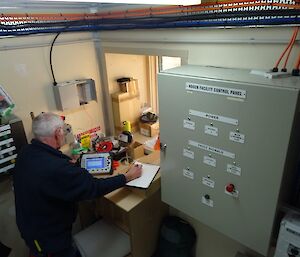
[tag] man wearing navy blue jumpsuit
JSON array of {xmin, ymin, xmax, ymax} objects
[{"xmin": 13, "ymin": 112, "xmax": 142, "ymax": 257}]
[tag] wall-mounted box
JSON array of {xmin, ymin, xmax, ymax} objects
[{"xmin": 53, "ymin": 79, "xmax": 97, "ymax": 111}]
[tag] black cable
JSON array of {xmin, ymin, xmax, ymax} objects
[{"xmin": 50, "ymin": 31, "xmax": 62, "ymax": 86}]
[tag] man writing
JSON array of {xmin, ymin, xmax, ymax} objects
[{"xmin": 13, "ymin": 112, "xmax": 142, "ymax": 257}]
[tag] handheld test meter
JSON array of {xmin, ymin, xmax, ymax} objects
[{"xmin": 81, "ymin": 153, "xmax": 113, "ymax": 175}]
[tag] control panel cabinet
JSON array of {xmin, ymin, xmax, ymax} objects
[{"xmin": 158, "ymin": 65, "xmax": 300, "ymax": 256}]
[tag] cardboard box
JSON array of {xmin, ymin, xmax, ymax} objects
[
  {"xmin": 127, "ymin": 141, "xmax": 144, "ymax": 160},
  {"xmin": 139, "ymin": 121, "xmax": 159, "ymax": 137}
]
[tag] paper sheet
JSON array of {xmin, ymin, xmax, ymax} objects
[{"xmin": 126, "ymin": 162, "xmax": 160, "ymax": 189}]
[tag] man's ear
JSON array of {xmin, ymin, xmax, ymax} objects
[{"xmin": 54, "ymin": 127, "xmax": 61, "ymax": 140}]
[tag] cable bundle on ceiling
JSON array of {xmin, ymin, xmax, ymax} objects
[{"xmin": 0, "ymin": 0, "xmax": 299, "ymax": 36}]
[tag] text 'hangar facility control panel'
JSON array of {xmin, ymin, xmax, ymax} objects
[{"xmin": 158, "ymin": 65, "xmax": 300, "ymax": 256}]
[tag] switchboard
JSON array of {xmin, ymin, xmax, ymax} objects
[{"xmin": 158, "ymin": 65, "xmax": 300, "ymax": 256}]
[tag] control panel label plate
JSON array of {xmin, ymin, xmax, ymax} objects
[
  {"xmin": 202, "ymin": 177, "xmax": 215, "ymax": 188},
  {"xmin": 229, "ymin": 131, "xmax": 245, "ymax": 144},
  {"xmin": 227, "ymin": 164, "xmax": 241, "ymax": 176},
  {"xmin": 186, "ymin": 82, "xmax": 246, "ymax": 99},
  {"xmin": 189, "ymin": 140, "xmax": 235, "ymax": 159},
  {"xmin": 205, "ymin": 125, "xmax": 218, "ymax": 136},
  {"xmin": 183, "ymin": 169, "xmax": 194, "ymax": 180},
  {"xmin": 183, "ymin": 120, "xmax": 195, "ymax": 130},
  {"xmin": 183, "ymin": 149, "xmax": 195, "ymax": 159},
  {"xmin": 203, "ymin": 156, "xmax": 216, "ymax": 167},
  {"xmin": 189, "ymin": 109, "xmax": 238, "ymax": 126}
]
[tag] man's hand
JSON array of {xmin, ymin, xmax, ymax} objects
[{"xmin": 125, "ymin": 164, "xmax": 142, "ymax": 182}]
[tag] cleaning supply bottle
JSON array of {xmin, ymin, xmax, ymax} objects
[{"xmin": 122, "ymin": 120, "xmax": 132, "ymax": 133}]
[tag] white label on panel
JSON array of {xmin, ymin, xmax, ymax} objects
[
  {"xmin": 205, "ymin": 125, "xmax": 218, "ymax": 136},
  {"xmin": 189, "ymin": 109, "xmax": 238, "ymax": 126},
  {"xmin": 227, "ymin": 164, "xmax": 242, "ymax": 176},
  {"xmin": 183, "ymin": 120, "xmax": 195, "ymax": 130},
  {"xmin": 0, "ymin": 124, "xmax": 11, "ymax": 132},
  {"xmin": 203, "ymin": 156, "xmax": 216, "ymax": 167},
  {"xmin": 189, "ymin": 140, "xmax": 235, "ymax": 159},
  {"xmin": 0, "ymin": 130, "xmax": 11, "ymax": 137},
  {"xmin": 202, "ymin": 177, "xmax": 215, "ymax": 188},
  {"xmin": 225, "ymin": 189, "xmax": 239, "ymax": 198},
  {"xmin": 183, "ymin": 149, "xmax": 195, "ymax": 159},
  {"xmin": 201, "ymin": 196, "xmax": 214, "ymax": 207},
  {"xmin": 183, "ymin": 169, "xmax": 194, "ymax": 180},
  {"xmin": 186, "ymin": 82, "xmax": 246, "ymax": 99},
  {"xmin": 229, "ymin": 132, "xmax": 245, "ymax": 144}
]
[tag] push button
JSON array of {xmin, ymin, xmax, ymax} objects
[
  {"xmin": 204, "ymin": 194, "xmax": 210, "ymax": 200},
  {"xmin": 226, "ymin": 183, "xmax": 235, "ymax": 193}
]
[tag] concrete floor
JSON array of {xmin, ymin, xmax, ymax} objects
[{"xmin": 0, "ymin": 177, "xmax": 28, "ymax": 257}]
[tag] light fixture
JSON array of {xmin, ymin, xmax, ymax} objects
[{"xmin": 35, "ymin": 0, "xmax": 201, "ymax": 5}]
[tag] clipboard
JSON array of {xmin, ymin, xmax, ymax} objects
[{"xmin": 126, "ymin": 162, "xmax": 160, "ymax": 189}]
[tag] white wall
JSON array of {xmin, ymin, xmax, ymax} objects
[
  {"xmin": 99, "ymin": 27, "xmax": 298, "ymax": 70},
  {"xmin": 105, "ymin": 53, "xmax": 149, "ymax": 106},
  {"xmin": 0, "ymin": 33, "xmax": 104, "ymax": 140}
]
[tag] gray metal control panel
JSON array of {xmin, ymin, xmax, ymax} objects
[{"xmin": 158, "ymin": 65, "xmax": 300, "ymax": 256}]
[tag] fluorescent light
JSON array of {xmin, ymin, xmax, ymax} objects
[{"xmin": 35, "ymin": 0, "xmax": 201, "ymax": 5}]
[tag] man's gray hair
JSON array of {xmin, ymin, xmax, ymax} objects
[{"xmin": 32, "ymin": 112, "xmax": 64, "ymax": 138}]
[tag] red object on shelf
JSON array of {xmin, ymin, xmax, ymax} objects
[
  {"xmin": 154, "ymin": 134, "xmax": 160, "ymax": 150},
  {"xmin": 95, "ymin": 141, "xmax": 113, "ymax": 152},
  {"xmin": 112, "ymin": 160, "xmax": 120, "ymax": 170}
]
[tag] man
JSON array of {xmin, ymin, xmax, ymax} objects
[{"xmin": 13, "ymin": 112, "xmax": 142, "ymax": 257}]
